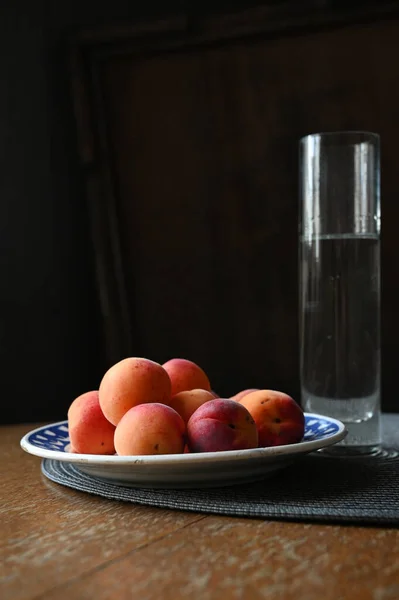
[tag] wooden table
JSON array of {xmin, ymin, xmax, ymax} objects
[{"xmin": 2, "ymin": 424, "xmax": 399, "ymax": 600}]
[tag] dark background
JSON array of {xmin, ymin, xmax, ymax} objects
[
  {"xmin": 0, "ymin": 1, "xmax": 176, "ymax": 424},
  {"xmin": 1, "ymin": 0, "xmax": 266, "ymax": 424},
  {"xmin": 0, "ymin": 0, "xmax": 394, "ymax": 424}
]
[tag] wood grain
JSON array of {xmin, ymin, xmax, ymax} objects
[
  {"xmin": 0, "ymin": 425, "xmax": 204, "ymax": 600},
  {"xmin": 47, "ymin": 518, "xmax": 399, "ymax": 600},
  {"xmin": 2, "ymin": 424, "xmax": 399, "ymax": 600}
]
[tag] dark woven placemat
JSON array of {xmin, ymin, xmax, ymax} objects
[{"xmin": 41, "ymin": 414, "xmax": 399, "ymax": 526}]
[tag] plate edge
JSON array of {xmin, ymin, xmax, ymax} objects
[{"xmin": 20, "ymin": 414, "xmax": 347, "ymax": 465}]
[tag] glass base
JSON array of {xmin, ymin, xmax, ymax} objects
[
  {"xmin": 319, "ymin": 443, "xmax": 382, "ymax": 457},
  {"xmin": 304, "ymin": 392, "xmax": 381, "ymax": 456}
]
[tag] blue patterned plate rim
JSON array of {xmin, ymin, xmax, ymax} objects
[{"xmin": 20, "ymin": 413, "xmax": 346, "ymax": 466}]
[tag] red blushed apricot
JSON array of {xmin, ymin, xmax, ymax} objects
[
  {"xmin": 162, "ymin": 358, "xmax": 211, "ymax": 396},
  {"xmin": 187, "ymin": 398, "xmax": 258, "ymax": 453},
  {"xmin": 168, "ymin": 389, "xmax": 215, "ymax": 424},
  {"xmin": 68, "ymin": 391, "xmax": 115, "ymax": 454},
  {"xmin": 114, "ymin": 403, "xmax": 186, "ymax": 456},
  {"xmin": 240, "ymin": 390, "xmax": 305, "ymax": 447},
  {"xmin": 99, "ymin": 357, "xmax": 171, "ymax": 426}
]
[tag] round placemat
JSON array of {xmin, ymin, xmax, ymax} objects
[{"xmin": 42, "ymin": 445, "xmax": 399, "ymax": 526}]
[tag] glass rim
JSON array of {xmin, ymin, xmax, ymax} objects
[{"xmin": 299, "ymin": 131, "xmax": 380, "ymax": 145}]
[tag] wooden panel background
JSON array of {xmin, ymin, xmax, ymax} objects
[{"xmin": 71, "ymin": 3, "xmax": 399, "ymax": 409}]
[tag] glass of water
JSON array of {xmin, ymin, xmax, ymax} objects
[{"xmin": 299, "ymin": 131, "xmax": 381, "ymax": 454}]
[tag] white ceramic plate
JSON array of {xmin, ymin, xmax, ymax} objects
[{"xmin": 21, "ymin": 413, "xmax": 346, "ymax": 488}]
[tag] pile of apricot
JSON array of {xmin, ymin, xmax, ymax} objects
[{"xmin": 67, "ymin": 357, "xmax": 305, "ymax": 456}]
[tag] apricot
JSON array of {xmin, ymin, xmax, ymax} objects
[
  {"xmin": 168, "ymin": 388, "xmax": 215, "ymax": 423},
  {"xmin": 99, "ymin": 357, "xmax": 171, "ymax": 426},
  {"xmin": 240, "ymin": 390, "xmax": 305, "ymax": 447},
  {"xmin": 187, "ymin": 398, "xmax": 258, "ymax": 453},
  {"xmin": 114, "ymin": 403, "xmax": 186, "ymax": 456},
  {"xmin": 68, "ymin": 391, "xmax": 115, "ymax": 454},
  {"xmin": 230, "ymin": 388, "xmax": 259, "ymax": 402},
  {"xmin": 162, "ymin": 358, "xmax": 211, "ymax": 396}
]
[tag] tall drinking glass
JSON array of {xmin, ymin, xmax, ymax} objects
[{"xmin": 299, "ymin": 132, "xmax": 381, "ymax": 454}]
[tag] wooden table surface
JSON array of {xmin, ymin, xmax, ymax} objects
[{"xmin": 2, "ymin": 424, "xmax": 399, "ymax": 600}]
